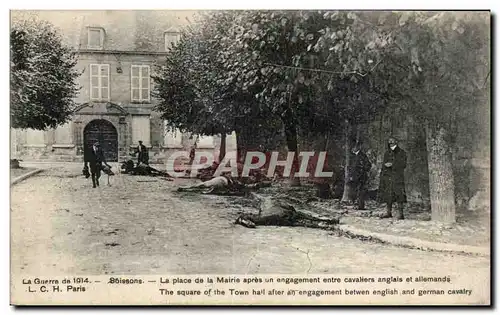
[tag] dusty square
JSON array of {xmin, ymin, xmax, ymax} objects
[{"xmin": 11, "ymin": 165, "xmax": 490, "ymax": 276}]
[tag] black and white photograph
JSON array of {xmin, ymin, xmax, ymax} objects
[{"xmin": 9, "ymin": 8, "xmax": 491, "ymax": 305}]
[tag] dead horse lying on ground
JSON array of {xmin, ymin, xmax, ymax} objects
[
  {"xmin": 235, "ymin": 194, "xmax": 340, "ymax": 229},
  {"xmin": 120, "ymin": 160, "xmax": 173, "ymax": 180},
  {"xmin": 176, "ymin": 176, "xmax": 271, "ymax": 195}
]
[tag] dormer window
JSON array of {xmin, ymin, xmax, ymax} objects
[
  {"xmin": 87, "ymin": 27, "xmax": 105, "ymax": 50},
  {"xmin": 164, "ymin": 30, "xmax": 181, "ymax": 51}
]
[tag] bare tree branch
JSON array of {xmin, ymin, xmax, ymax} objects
[{"xmin": 263, "ymin": 58, "xmax": 383, "ymax": 77}]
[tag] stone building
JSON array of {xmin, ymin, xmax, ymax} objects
[{"xmin": 10, "ymin": 10, "xmax": 236, "ymax": 163}]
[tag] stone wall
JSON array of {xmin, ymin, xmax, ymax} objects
[
  {"xmin": 14, "ymin": 10, "xmax": 195, "ymax": 52},
  {"xmin": 148, "ymin": 131, "xmax": 238, "ymax": 165},
  {"xmin": 12, "ymin": 122, "xmax": 236, "ymax": 165},
  {"xmin": 74, "ymin": 52, "xmax": 165, "ymax": 106}
]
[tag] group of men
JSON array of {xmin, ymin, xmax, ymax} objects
[
  {"xmin": 83, "ymin": 140, "xmax": 149, "ymax": 188},
  {"xmin": 348, "ymin": 137, "xmax": 407, "ymax": 220},
  {"xmin": 83, "ymin": 137, "xmax": 406, "ymax": 219}
]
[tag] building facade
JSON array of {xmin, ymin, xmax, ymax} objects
[{"xmin": 11, "ymin": 10, "xmax": 236, "ymax": 163}]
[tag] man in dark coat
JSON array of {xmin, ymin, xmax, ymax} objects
[
  {"xmin": 84, "ymin": 141, "xmax": 110, "ymax": 188},
  {"xmin": 134, "ymin": 140, "xmax": 149, "ymax": 166},
  {"xmin": 378, "ymin": 137, "xmax": 407, "ymax": 219},
  {"xmin": 348, "ymin": 143, "xmax": 372, "ymax": 210}
]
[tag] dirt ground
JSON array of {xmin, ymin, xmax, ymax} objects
[
  {"xmin": 308, "ymin": 199, "xmax": 491, "ymax": 247},
  {"xmin": 10, "ymin": 164, "xmax": 490, "ymax": 276}
]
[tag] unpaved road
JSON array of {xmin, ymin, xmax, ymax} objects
[{"xmin": 11, "ymin": 164, "xmax": 490, "ymax": 276}]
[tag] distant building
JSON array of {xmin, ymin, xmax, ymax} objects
[{"xmin": 10, "ymin": 10, "xmax": 236, "ymax": 163}]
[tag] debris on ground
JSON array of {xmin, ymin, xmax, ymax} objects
[
  {"xmin": 176, "ymin": 169, "xmax": 340, "ymax": 228},
  {"xmin": 105, "ymin": 228, "xmax": 121, "ymax": 235}
]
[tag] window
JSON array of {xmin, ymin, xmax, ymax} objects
[
  {"xmin": 131, "ymin": 65, "xmax": 150, "ymax": 102},
  {"xmin": 164, "ymin": 31, "xmax": 181, "ymax": 50},
  {"xmin": 90, "ymin": 64, "xmax": 110, "ymax": 101},
  {"xmin": 131, "ymin": 116, "xmax": 151, "ymax": 146},
  {"xmin": 87, "ymin": 27, "xmax": 104, "ymax": 49}
]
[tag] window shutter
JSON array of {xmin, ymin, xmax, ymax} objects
[
  {"xmin": 130, "ymin": 65, "xmax": 150, "ymax": 102},
  {"xmin": 90, "ymin": 64, "xmax": 110, "ymax": 101}
]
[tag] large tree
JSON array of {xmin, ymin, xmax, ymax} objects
[
  {"xmin": 306, "ymin": 11, "xmax": 393, "ymax": 200},
  {"xmin": 153, "ymin": 11, "xmax": 277, "ymax": 162},
  {"xmin": 400, "ymin": 12, "xmax": 489, "ymax": 223},
  {"xmin": 154, "ymin": 10, "xmax": 490, "ymax": 221},
  {"xmin": 10, "ymin": 18, "xmax": 80, "ymax": 130},
  {"xmin": 155, "ymin": 11, "xmax": 389, "ymax": 184},
  {"xmin": 216, "ymin": 10, "xmax": 358, "ymax": 185},
  {"xmin": 336, "ymin": 11, "xmax": 490, "ymax": 222}
]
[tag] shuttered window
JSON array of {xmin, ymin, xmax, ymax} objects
[
  {"xmin": 90, "ymin": 64, "xmax": 110, "ymax": 101},
  {"xmin": 131, "ymin": 65, "xmax": 150, "ymax": 102}
]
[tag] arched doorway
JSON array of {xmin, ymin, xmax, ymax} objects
[{"xmin": 83, "ymin": 119, "xmax": 118, "ymax": 162}]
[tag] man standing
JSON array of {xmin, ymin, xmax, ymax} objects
[
  {"xmin": 84, "ymin": 141, "xmax": 110, "ymax": 188},
  {"xmin": 135, "ymin": 140, "xmax": 149, "ymax": 166},
  {"xmin": 378, "ymin": 137, "xmax": 407, "ymax": 219},
  {"xmin": 348, "ymin": 143, "xmax": 372, "ymax": 210}
]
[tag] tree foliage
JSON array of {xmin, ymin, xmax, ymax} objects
[
  {"xmin": 152, "ymin": 9, "xmax": 489, "ymax": 158},
  {"xmin": 343, "ymin": 11, "xmax": 489, "ymax": 124},
  {"xmin": 10, "ymin": 18, "xmax": 80, "ymax": 130},
  {"xmin": 153, "ymin": 10, "xmax": 408, "ymax": 145},
  {"xmin": 153, "ymin": 10, "xmax": 489, "ymax": 137},
  {"xmin": 153, "ymin": 11, "xmax": 288, "ymax": 161},
  {"xmin": 152, "ymin": 10, "xmax": 489, "ymax": 219},
  {"xmin": 152, "ymin": 9, "xmax": 489, "ymax": 156},
  {"xmin": 154, "ymin": 12, "xmax": 257, "ymax": 136}
]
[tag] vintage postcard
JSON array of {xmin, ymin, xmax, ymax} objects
[{"xmin": 10, "ymin": 9, "xmax": 491, "ymax": 305}]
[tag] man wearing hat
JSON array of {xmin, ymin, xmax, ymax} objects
[
  {"xmin": 348, "ymin": 142, "xmax": 372, "ymax": 210},
  {"xmin": 378, "ymin": 137, "xmax": 407, "ymax": 219},
  {"xmin": 134, "ymin": 140, "xmax": 149, "ymax": 166},
  {"xmin": 84, "ymin": 141, "xmax": 110, "ymax": 188}
]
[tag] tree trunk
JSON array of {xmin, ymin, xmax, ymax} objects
[
  {"xmin": 425, "ymin": 123, "xmax": 456, "ymax": 223},
  {"xmin": 377, "ymin": 113, "xmax": 385, "ymax": 168},
  {"xmin": 236, "ymin": 130, "xmax": 251, "ymax": 164},
  {"xmin": 219, "ymin": 133, "xmax": 227, "ymax": 163},
  {"xmin": 282, "ymin": 112, "xmax": 301, "ymax": 187},
  {"xmin": 313, "ymin": 133, "xmax": 332, "ymax": 198},
  {"xmin": 341, "ymin": 120, "xmax": 353, "ymax": 202}
]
